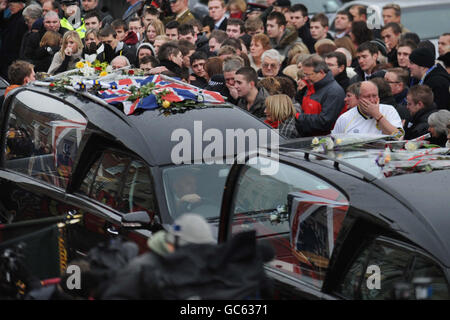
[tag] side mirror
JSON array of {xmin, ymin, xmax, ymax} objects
[
  {"xmin": 120, "ymin": 211, "xmax": 164, "ymax": 233},
  {"xmin": 121, "ymin": 211, "xmax": 152, "ymax": 229}
]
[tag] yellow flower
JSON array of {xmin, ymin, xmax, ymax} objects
[
  {"xmin": 99, "ymin": 71, "xmax": 108, "ymax": 77},
  {"xmin": 162, "ymin": 100, "xmax": 171, "ymax": 108},
  {"xmin": 76, "ymin": 61, "xmax": 85, "ymax": 69}
]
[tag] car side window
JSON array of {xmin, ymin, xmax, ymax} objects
[
  {"xmin": 4, "ymin": 91, "xmax": 86, "ymax": 189},
  {"xmin": 78, "ymin": 150, "xmax": 156, "ymax": 216},
  {"xmin": 338, "ymin": 238, "xmax": 450, "ymax": 300},
  {"xmin": 231, "ymin": 157, "xmax": 349, "ymax": 288}
]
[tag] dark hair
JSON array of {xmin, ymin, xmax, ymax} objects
[
  {"xmin": 398, "ymin": 39, "xmax": 418, "ymax": 51},
  {"xmin": 316, "ymin": 43, "xmax": 337, "ymax": 57},
  {"xmin": 165, "ymin": 20, "xmax": 180, "ymax": 30},
  {"xmin": 351, "ymin": 21, "xmax": 373, "ymax": 46},
  {"xmin": 190, "ymin": 51, "xmax": 208, "ymax": 65},
  {"xmin": 204, "ymin": 57, "xmax": 223, "ymax": 78},
  {"xmin": 84, "ymin": 10, "xmax": 101, "ymax": 22},
  {"xmin": 290, "ymin": 4, "xmax": 308, "ymax": 16},
  {"xmin": 336, "ymin": 10, "xmax": 353, "ymax": 22},
  {"xmin": 178, "ymin": 39, "xmax": 196, "ymax": 55},
  {"xmin": 143, "ymin": 6, "xmax": 160, "ymax": 19},
  {"xmin": 99, "ymin": 25, "xmax": 116, "ymax": 38},
  {"xmin": 357, "ymin": 41, "xmax": 379, "ymax": 55},
  {"xmin": 139, "ymin": 55, "xmax": 159, "ymax": 68},
  {"xmin": 275, "ymin": 76, "xmax": 296, "ymax": 98},
  {"xmin": 178, "ymin": 23, "xmax": 195, "ymax": 36},
  {"xmin": 351, "ymin": 5, "xmax": 366, "ymax": 17},
  {"xmin": 227, "ymin": 18, "xmax": 245, "ymax": 33},
  {"xmin": 128, "ymin": 16, "xmax": 142, "ymax": 27},
  {"xmin": 381, "ymin": 22, "xmax": 402, "ymax": 35},
  {"xmin": 267, "ymin": 11, "xmax": 287, "ymax": 27},
  {"xmin": 222, "ymin": 38, "xmax": 241, "ymax": 51},
  {"xmin": 209, "ymin": 29, "xmax": 227, "ymax": 44},
  {"xmin": 236, "ymin": 66, "xmax": 258, "ymax": 86},
  {"xmin": 324, "ymin": 51, "xmax": 346, "ymax": 68},
  {"xmin": 111, "ymin": 19, "xmax": 127, "ymax": 32},
  {"xmin": 386, "ymin": 67, "xmax": 410, "ymax": 86},
  {"xmin": 311, "ymin": 13, "xmax": 329, "ymax": 28},
  {"xmin": 400, "ymin": 32, "xmax": 420, "ymax": 45},
  {"xmin": 370, "ymin": 77, "xmax": 393, "ymax": 100},
  {"xmin": 408, "ymin": 84, "xmax": 434, "ymax": 108},
  {"xmin": 8, "ymin": 60, "xmax": 34, "ymax": 85},
  {"xmin": 157, "ymin": 41, "xmax": 181, "ymax": 61}
]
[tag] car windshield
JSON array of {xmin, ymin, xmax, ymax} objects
[
  {"xmin": 402, "ymin": 4, "xmax": 450, "ymax": 40},
  {"xmin": 291, "ymin": 0, "xmax": 341, "ymax": 14},
  {"xmin": 162, "ymin": 163, "xmax": 231, "ymax": 220}
]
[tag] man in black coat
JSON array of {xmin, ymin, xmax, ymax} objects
[
  {"xmin": 0, "ymin": 0, "xmax": 28, "ymax": 81},
  {"xmin": 202, "ymin": 0, "xmax": 227, "ymax": 32},
  {"xmin": 157, "ymin": 42, "xmax": 188, "ymax": 79},
  {"xmin": 404, "ymin": 85, "xmax": 437, "ymax": 140},
  {"xmin": 409, "ymin": 47, "xmax": 450, "ymax": 110},
  {"xmin": 324, "ymin": 51, "xmax": 350, "ymax": 91}
]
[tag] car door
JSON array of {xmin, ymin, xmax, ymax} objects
[
  {"xmin": 218, "ymin": 155, "xmax": 350, "ymax": 299},
  {"xmin": 65, "ymin": 147, "xmax": 160, "ymax": 255},
  {"xmin": 0, "ymin": 89, "xmax": 87, "ymax": 228}
]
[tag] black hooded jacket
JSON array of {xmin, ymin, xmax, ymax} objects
[{"xmin": 100, "ymin": 231, "xmax": 274, "ymax": 300}]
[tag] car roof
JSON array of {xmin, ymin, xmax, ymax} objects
[{"xmin": 14, "ymin": 76, "xmax": 280, "ymax": 167}]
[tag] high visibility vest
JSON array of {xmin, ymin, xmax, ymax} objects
[{"xmin": 60, "ymin": 17, "xmax": 86, "ymax": 39}]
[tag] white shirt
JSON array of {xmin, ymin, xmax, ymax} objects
[{"xmin": 332, "ymin": 104, "xmax": 403, "ymax": 135}]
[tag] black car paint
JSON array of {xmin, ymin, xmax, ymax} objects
[
  {"xmin": 0, "ymin": 83, "xmax": 282, "ymax": 256},
  {"xmin": 218, "ymin": 149, "xmax": 450, "ymax": 299}
]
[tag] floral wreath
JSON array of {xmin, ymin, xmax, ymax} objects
[{"xmin": 127, "ymin": 82, "xmax": 204, "ymax": 114}]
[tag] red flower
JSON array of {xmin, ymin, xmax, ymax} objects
[
  {"xmin": 128, "ymin": 69, "xmax": 135, "ymax": 75},
  {"xmin": 49, "ymin": 83, "xmax": 55, "ymax": 87},
  {"xmin": 95, "ymin": 66, "xmax": 102, "ymax": 71}
]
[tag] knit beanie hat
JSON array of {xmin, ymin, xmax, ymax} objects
[{"xmin": 409, "ymin": 47, "xmax": 435, "ymax": 68}]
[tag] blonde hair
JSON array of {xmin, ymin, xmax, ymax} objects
[
  {"xmin": 60, "ymin": 31, "xmax": 83, "ymax": 58},
  {"xmin": 283, "ymin": 64, "xmax": 299, "ymax": 81},
  {"xmin": 228, "ymin": 0, "xmax": 246, "ymax": 12},
  {"xmin": 154, "ymin": 35, "xmax": 170, "ymax": 42},
  {"xmin": 40, "ymin": 30, "xmax": 62, "ymax": 48},
  {"xmin": 265, "ymin": 94, "xmax": 296, "ymax": 122},
  {"xmin": 146, "ymin": 19, "xmax": 165, "ymax": 39},
  {"xmin": 287, "ymin": 42, "xmax": 310, "ymax": 64}
]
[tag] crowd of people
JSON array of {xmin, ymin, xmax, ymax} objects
[{"xmin": 1, "ymin": 0, "xmax": 450, "ymax": 143}]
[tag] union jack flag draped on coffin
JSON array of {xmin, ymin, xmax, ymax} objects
[{"xmin": 98, "ymin": 75, "xmax": 225, "ymax": 115}]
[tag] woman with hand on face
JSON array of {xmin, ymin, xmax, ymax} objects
[
  {"xmin": 48, "ymin": 30, "xmax": 83, "ymax": 75},
  {"xmin": 249, "ymin": 34, "xmax": 271, "ymax": 70}
]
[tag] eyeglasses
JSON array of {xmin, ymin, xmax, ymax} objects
[{"xmin": 262, "ymin": 63, "xmax": 278, "ymax": 69}]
